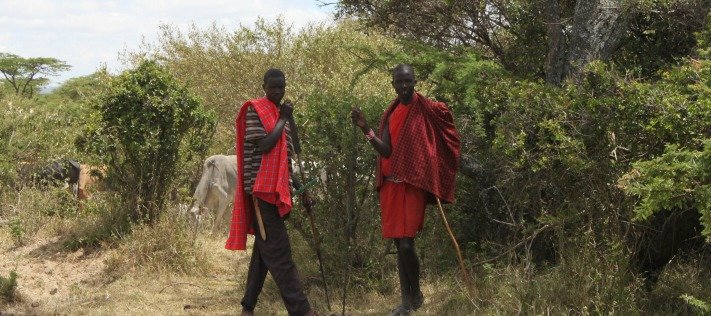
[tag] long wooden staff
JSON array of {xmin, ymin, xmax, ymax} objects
[
  {"xmin": 435, "ymin": 197, "xmax": 477, "ymax": 298},
  {"xmin": 253, "ymin": 196, "xmax": 267, "ymax": 240}
]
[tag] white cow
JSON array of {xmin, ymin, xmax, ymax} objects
[{"xmin": 189, "ymin": 154, "xmax": 237, "ymax": 234}]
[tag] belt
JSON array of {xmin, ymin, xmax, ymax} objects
[{"xmin": 383, "ymin": 176, "xmax": 403, "ymax": 183}]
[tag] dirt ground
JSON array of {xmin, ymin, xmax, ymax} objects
[
  {"xmin": 0, "ymin": 224, "xmax": 469, "ymax": 316},
  {"xmin": 0, "ymin": 231, "xmax": 248, "ymax": 315}
]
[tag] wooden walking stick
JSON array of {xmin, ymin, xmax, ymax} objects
[
  {"xmin": 435, "ymin": 197, "xmax": 477, "ymax": 298},
  {"xmin": 252, "ymin": 196, "xmax": 267, "ymax": 241}
]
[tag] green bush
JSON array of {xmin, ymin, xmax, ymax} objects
[
  {"xmin": 77, "ymin": 60, "xmax": 216, "ymax": 224},
  {"xmin": 620, "ymin": 140, "xmax": 711, "ymax": 240},
  {"xmin": 0, "ymin": 94, "xmax": 92, "ymax": 186},
  {"xmin": 8, "ymin": 218, "xmax": 22, "ymax": 246},
  {"xmin": 344, "ymin": 20, "xmax": 711, "ymax": 312},
  {"xmin": 680, "ymin": 294, "xmax": 711, "ymax": 314}
]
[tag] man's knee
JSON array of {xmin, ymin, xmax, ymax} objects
[{"xmin": 396, "ymin": 238, "xmax": 415, "ymax": 254}]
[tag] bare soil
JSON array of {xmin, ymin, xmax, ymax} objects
[{"xmin": 0, "ymin": 226, "xmax": 468, "ymax": 315}]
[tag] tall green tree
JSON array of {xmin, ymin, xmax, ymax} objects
[
  {"xmin": 0, "ymin": 53, "xmax": 70, "ymax": 97},
  {"xmin": 336, "ymin": 0, "xmax": 711, "ymax": 84}
]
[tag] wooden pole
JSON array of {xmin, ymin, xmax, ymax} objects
[
  {"xmin": 435, "ymin": 197, "xmax": 477, "ymax": 298},
  {"xmin": 252, "ymin": 196, "xmax": 267, "ymax": 241}
]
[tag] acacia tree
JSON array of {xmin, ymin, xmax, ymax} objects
[
  {"xmin": 335, "ymin": 0, "xmax": 711, "ymax": 84},
  {"xmin": 0, "ymin": 53, "xmax": 70, "ymax": 97}
]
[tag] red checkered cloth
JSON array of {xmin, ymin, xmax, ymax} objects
[
  {"xmin": 225, "ymin": 97, "xmax": 293, "ymax": 251},
  {"xmin": 376, "ymin": 93, "xmax": 461, "ymax": 203}
]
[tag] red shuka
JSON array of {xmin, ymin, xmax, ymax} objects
[
  {"xmin": 380, "ymin": 102, "xmax": 427, "ymax": 237},
  {"xmin": 376, "ymin": 92, "xmax": 461, "ymax": 204},
  {"xmin": 226, "ymin": 97, "xmax": 292, "ymax": 251}
]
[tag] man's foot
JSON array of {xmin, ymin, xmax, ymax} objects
[
  {"xmin": 389, "ymin": 304, "xmax": 412, "ymax": 316},
  {"xmin": 411, "ymin": 291, "xmax": 424, "ymax": 310}
]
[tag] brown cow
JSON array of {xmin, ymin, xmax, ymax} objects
[{"xmin": 78, "ymin": 164, "xmax": 106, "ymax": 200}]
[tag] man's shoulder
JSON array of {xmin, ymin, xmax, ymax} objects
[
  {"xmin": 250, "ymin": 97, "xmax": 274, "ymax": 109},
  {"xmin": 417, "ymin": 93, "xmax": 449, "ymax": 110}
]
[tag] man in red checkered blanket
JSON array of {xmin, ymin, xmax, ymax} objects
[
  {"xmin": 227, "ymin": 68, "xmax": 318, "ymax": 316},
  {"xmin": 351, "ymin": 64, "xmax": 461, "ymax": 315}
]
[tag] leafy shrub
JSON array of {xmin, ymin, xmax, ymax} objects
[
  {"xmin": 8, "ymin": 218, "xmax": 22, "ymax": 246},
  {"xmin": 680, "ymin": 294, "xmax": 711, "ymax": 314},
  {"xmin": 620, "ymin": 140, "xmax": 711, "ymax": 240},
  {"xmin": 77, "ymin": 60, "xmax": 216, "ymax": 224},
  {"xmin": 42, "ymin": 187, "xmax": 78, "ymax": 217},
  {"xmin": 0, "ymin": 94, "xmax": 93, "ymax": 187}
]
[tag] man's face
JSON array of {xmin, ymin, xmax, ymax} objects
[
  {"xmin": 391, "ymin": 69, "xmax": 416, "ymax": 104},
  {"xmin": 263, "ymin": 76, "xmax": 286, "ymax": 105}
]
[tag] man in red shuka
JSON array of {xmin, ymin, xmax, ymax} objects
[
  {"xmin": 226, "ymin": 68, "xmax": 318, "ymax": 316},
  {"xmin": 351, "ymin": 64, "xmax": 460, "ymax": 315}
]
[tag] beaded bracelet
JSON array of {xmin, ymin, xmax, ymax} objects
[{"xmin": 365, "ymin": 129, "xmax": 376, "ymax": 141}]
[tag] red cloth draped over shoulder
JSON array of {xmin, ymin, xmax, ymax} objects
[
  {"xmin": 376, "ymin": 93, "xmax": 461, "ymax": 204},
  {"xmin": 226, "ymin": 97, "xmax": 293, "ymax": 251}
]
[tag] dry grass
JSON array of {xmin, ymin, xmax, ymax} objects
[
  {"xmin": 0, "ymin": 228, "xmax": 474, "ymax": 315},
  {"xmin": 3, "ymin": 186, "xmax": 706, "ymax": 315},
  {"xmin": 0, "ymin": 189, "xmax": 478, "ymax": 315}
]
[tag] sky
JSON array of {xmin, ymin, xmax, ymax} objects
[{"xmin": 1, "ymin": 0, "xmax": 336, "ymax": 88}]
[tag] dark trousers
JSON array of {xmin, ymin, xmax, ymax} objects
[{"xmin": 241, "ymin": 196, "xmax": 311, "ymax": 315}]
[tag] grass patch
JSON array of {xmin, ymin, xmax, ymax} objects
[
  {"xmin": 58, "ymin": 193, "xmax": 128, "ymax": 250},
  {"xmin": 0, "ymin": 186, "xmax": 82, "ymax": 247},
  {"xmin": 471, "ymin": 237, "xmax": 644, "ymax": 315},
  {"xmin": 105, "ymin": 206, "xmax": 213, "ymax": 276},
  {"xmin": 0, "ymin": 270, "xmax": 18, "ymax": 305},
  {"xmin": 645, "ymin": 250, "xmax": 711, "ymax": 314}
]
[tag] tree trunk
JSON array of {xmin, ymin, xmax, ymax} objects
[
  {"xmin": 545, "ymin": 0, "xmax": 567, "ymax": 86},
  {"xmin": 565, "ymin": 0, "xmax": 628, "ymax": 82}
]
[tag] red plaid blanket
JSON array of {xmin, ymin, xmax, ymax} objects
[
  {"xmin": 376, "ymin": 93, "xmax": 461, "ymax": 203},
  {"xmin": 226, "ymin": 97, "xmax": 292, "ymax": 251}
]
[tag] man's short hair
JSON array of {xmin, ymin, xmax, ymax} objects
[
  {"xmin": 392, "ymin": 64, "xmax": 414, "ymax": 76},
  {"xmin": 263, "ymin": 68, "xmax": 285, "ymax": 84}
]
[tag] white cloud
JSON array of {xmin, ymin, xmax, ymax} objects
[{"xmin": 0, "ymin": 0, "xmax": 335, "ymax": 86}]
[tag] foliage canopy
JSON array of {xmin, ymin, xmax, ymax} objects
[{"xmin": 0, "ymin": 53, "xmax": 70, "ymax": 97}]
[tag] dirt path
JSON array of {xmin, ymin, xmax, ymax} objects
[
  {"xmin": 0, "ymin": 231, "xmax": 255, "ymax": 315},
  {"xmin": 2, "ymin": 235, "xmax": 107, "ymax": 312},
  {"xmin": 0, "ymin": 227, "xmax": 464, "ymax": 315}
]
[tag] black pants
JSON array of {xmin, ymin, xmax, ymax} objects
[{"xmin": 241, "ymin": 197, "xmax": 311, "ymax": 315}]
